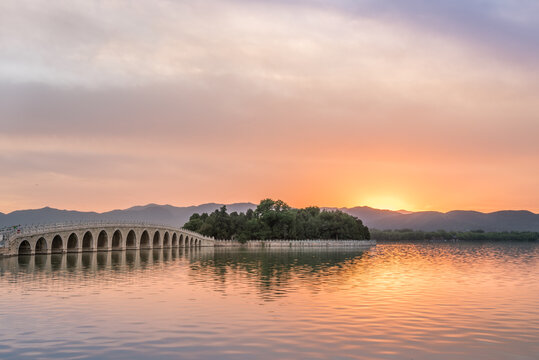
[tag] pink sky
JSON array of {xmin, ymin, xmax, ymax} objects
[{"xmin": 0, "ymin": 0, "xmax": 538, "ymax": 213}]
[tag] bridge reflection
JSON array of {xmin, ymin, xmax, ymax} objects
[{"xmin": 8, "ymin": 248, "xmax": 212, "ymax": 273}]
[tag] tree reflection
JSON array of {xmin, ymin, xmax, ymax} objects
[{"xmin": 188, "ymin": 248, "xmax": 369, "ymax": 300}]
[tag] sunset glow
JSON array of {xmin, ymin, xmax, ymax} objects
[
  {"xmin": 359, "ymin": 195, "xmax": 413, "ymax": 212},
  {"xmin": 1, "ymin": 0, "xmax": 538, "ymax": 213}
]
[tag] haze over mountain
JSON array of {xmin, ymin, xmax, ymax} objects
[
  {"xmin": 1, "ymin": 203, "xmax": 538, "ymax": 232},
  {"xmin": 333, "ymin": 207, "xmax": 539, "ymax": 232}
]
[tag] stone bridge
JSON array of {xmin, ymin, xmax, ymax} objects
[{"xmin": 0, "ymin": 222, "xmax": 215, "ymax": 256}]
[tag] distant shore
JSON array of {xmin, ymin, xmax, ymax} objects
[{"xmin": 371, "ymin": 229, "xmax": 539, "ymax": 242}]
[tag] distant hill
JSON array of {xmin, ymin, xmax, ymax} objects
[
  {"xmin": 0, "ymin": 203, "xmax": 257, "ymax": 229},
  {"xmin": 332, "ymin": 207, "xmax": 539, "ymax": 232},
  {"xmin": 1, "ymin": 203, "xmax": 538, "ymax": 232}
]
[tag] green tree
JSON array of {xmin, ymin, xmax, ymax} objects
[{"xmin": 183, "ymin": 199, "xmax": 371, "ymax": 241}]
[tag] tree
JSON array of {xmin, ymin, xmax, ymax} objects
[{"xmin": 183, "ymin": 199, "xmax": 371, "ymax": 241}]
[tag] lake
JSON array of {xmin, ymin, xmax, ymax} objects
[{"xmin": 1, "ymin": 243, "xmax": 538, "ymax": 359}]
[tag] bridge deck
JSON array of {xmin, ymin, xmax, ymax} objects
[{"xmin": 1, "ymin": 222, "xmax": 215, "ymax": 257}]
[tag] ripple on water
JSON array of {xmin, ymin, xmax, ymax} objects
[{"xmin": 0, "ymin": 243, "xmax": 538, "ymax": 359}]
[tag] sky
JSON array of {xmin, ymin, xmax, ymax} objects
[{"xmin": 1, "ymin": 0, "xmax": 538, "ymax": 213}]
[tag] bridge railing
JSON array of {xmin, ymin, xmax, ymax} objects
[{"xmin": 0, "ymin": 221, "xmax": 214, "ymax": 245}]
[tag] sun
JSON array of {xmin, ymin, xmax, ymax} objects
[{"xmin": 359, "ymin": 195, "xmax": 413, "ymax": 212}]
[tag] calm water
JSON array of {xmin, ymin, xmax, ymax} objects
[{"xmin": 1, "ymin": 243, "xmax": 538, "ymax": 359}]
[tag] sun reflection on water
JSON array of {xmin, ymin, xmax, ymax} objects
[{"xmin": 0, "ymin": 243, "xmax": 538, "ymax": 359}]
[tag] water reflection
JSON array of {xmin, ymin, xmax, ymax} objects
[
  {"xmin": 5, "ymin": 248, "xmax": 213, "ymax": 274},
  {"xmin": 190, "ymin": 248, "xmax": 368, "ymax": 299},
  {"xmin": 0, "ymin": 243, "xmax": 538, "ymax": 360},
  {"xmin": 5, "ymin": 247, "xmax": 367, "ymax": 297}
]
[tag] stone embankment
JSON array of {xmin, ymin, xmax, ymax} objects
[{"xmin": 215, "ymin": 239, "xmax": 376, "ymax": 247}]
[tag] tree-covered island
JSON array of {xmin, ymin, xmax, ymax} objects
[{"xmin": 184, "ymin": 198, "xmax": 371, "ymax": 242}]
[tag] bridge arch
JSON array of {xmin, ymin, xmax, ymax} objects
[
  {"xmin": 140, "ymin": 230, "xmax": 150, "ymax": 249},
  {"xmin": 82, "ymin": 231, "xmax": 93, "ymax": 251},
  {"xmin": 67, "ymin": 233, "xmax": 78, "ymax": 252},
  {"xmin": 51, "ymin": 235, "xmax": 63, "ymax": 253},
  {"xmin": 97, "ymin": 230, "xmax": 108, "ymax": 250},
  {"xmin": 163, "ymin": 232, "xmax": 170, "ymax": 248},
  {"xmin": 3, "ymin": 223, "xmax": 214, "ymax": 256},
  {"xmin": 112, "ymin": 230, "xmax": 122, "ymax": 250},
  {"xmin": 126, "ymin": 230, "xmax": 136, "ymax": 249},
  {"xmin": 18, "ymin": 240, "xmax": 31, "ymax": 255},
  {"xmin": 153, "ymin": 231, "xmax": 161, "ymax": 248},
  {"xmin": 35, "ymin": 237, "xmax": 48, "ymax": 254}
]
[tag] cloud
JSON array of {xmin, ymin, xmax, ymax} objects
[
  {"xmin": 2, "ymin": 0, "xmax": 538, "ymax": 86},
  {"xmin": 0, "ymin": 0, "xmax": 537, "ymax": 212},
  {"xmin": 244, "ymin": 0, "xmax": 539, "ymax": 65}
]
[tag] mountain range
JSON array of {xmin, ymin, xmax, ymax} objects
[{"xmin": 1, "ymin": 203, "xmax": 538, "ymax": 232}]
